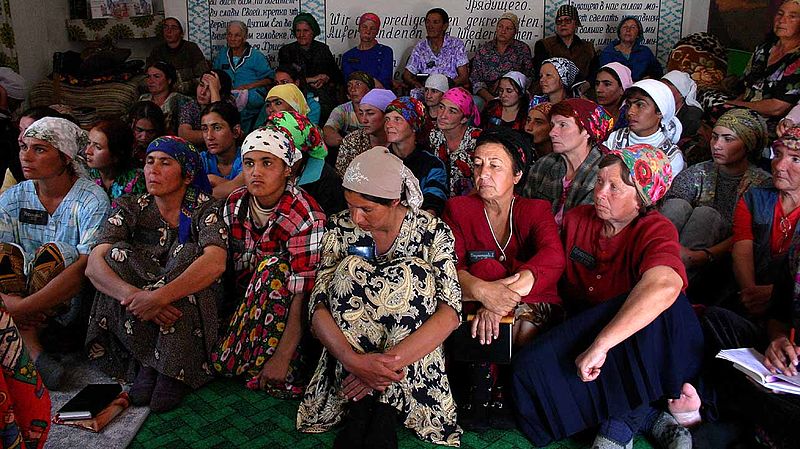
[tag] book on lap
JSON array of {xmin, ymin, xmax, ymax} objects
[{"xmin": 716, "ymin": 348, "xmax": 800, "ymax": 395}]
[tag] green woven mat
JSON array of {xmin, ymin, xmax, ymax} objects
[{"xmin": 130, "ymin": 379, "xmax": 655, "ymax": 448}]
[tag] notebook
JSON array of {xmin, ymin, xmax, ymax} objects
[
  {"xmin": 56, "ymin": 384, "xmax": 123, "ymax": 420},
  {"xmin": 716, "ymin": 348, "xmax": 800, "ymax": 395}
]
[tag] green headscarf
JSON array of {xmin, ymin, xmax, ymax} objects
[{"xmin": 293, "ymin": 13, "xmax": 321, "ymax": 37}]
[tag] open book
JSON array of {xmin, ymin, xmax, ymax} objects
[{"xmin": 716, "ymin": 348, "xmax": 800, "ymax": 395}]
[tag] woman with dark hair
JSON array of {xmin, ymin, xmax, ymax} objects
[
  {"xmin": 178, "ymin": 69, "xmax": 233, "ymax": 146},
  {"xmin": 274, "ymin": 64, "xmax": 322, "ymax": 124},
  {"xmin": 1, "ymin": 106, "xmax": 64, "ymax": 194},
  {"xmin": 482, "ymin": 71, "xmax": 530, "ymax": 131},
  {"xmin": 147, "ymin": 17, "xmax": 210, "ymax": 95},
  {"xmin": 128, "ymin": 101, "xmax": 166, "ymax": 164},
  {"xmin": 403, "ymin": 8, "xmax": 469, "ymax": 90},
  {"xmin": 86, "ymin": 118, "xmax": 146, "ymax": 200},
  {"xmin": 200, "ymin": 101, "xmax": 244, "ymax": 199},
  {"xmin": 598, "ymin": 17, "xmax": 663, "ymax": 81},
  {"xmin": 524, "ymin": 102, "xmax": 554, "ymax": 159},
  {"xmin": 595, "ymin": 63, "xmax": 633, "ymax": 126},
  {"xmin": 139, "ymin": 61, "xmax": 190, "ymax": 134}
]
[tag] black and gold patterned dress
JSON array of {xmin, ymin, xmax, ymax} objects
[{"xmin": 296, "ymin": 208, "xmax": 463, "ymax": 446}]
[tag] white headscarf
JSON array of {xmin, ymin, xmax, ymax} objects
[
  {"xmin": 661, "ymin": 70, "xmax": 703, "ymax": 110},
  {"xmin": 22, "ymin": 117, "xmax": 89, "ymax": 177},
  {"xmin": 631, "ymin": 79, "xmax": 683, "ymax": 143}
]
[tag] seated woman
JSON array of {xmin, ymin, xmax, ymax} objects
[
  {"xmin": 274, "ymin": 64, "xmax": 322, "ymax": 125},
  {"xmin": 605, "ymin": 79, "xmax": 686, "ymax": 179},
  {"xmin": 212, "ymin": 127, "xmax": 325, "ymax": 397},
  {"xmin": 336, "ymin": 88, "xmax": 395, "ymax": 176},
  {"xmin": 402, "ymin": 8, "xmax": 469, "ymax": 91},
  {"xmin": 420, "ymin": 74, "xmax": 451, "ymax": 150},
  {"xmin": 514, "ymin": 144, "xmax": 702, "ymax": 449},
  {"xmin": 258, "ymin": 83, "xmax": 312, "ymax": 127},
  {"xmin": 147, "ymin": 17, "xmax": 209, "ymax": 96},
  {"xmin": 443, "ymin": 127, "xmax": 565, "ymax": 427},
  {"xmin": 1, "ymin": 106, "xmax": 64, "ymax": 195},
  {"xmin": 86, "ymin": 118, "xmax": 147, "ymax": 200},
  {"xmin": 200, "ymin": 102, "xmax": 244, "ymax": 199},
  {"xmin": 139, "ymin": 61, "xmax": 190, "ymax": 134},
  {"xmin": 523, "ymin": 98, "xmax": 614, "ymax": 225},
  {"xmin": 430, "ymin": 87, "xmax": 482, "ymax": 197},
  {"xmin": 341, "ymin": 13, "xmax": 393, "ymax": 89},
  {"xmin": 530, "ymin": 58, "xmax": 578, "ymax": 106},
  {"xmin": 662, "ymin": 108, "xmax": 771, "ymax": 282},
  {"xmin": 470, "ymin": 13, "xmax": 533, "ymax": 106},
  {"xmin": 128, "ymin": 101, "xmax": 166, "ymax": 164},
  {"xmin": 524, "ymin": 102, "xmax": 553, "ymax": 159},
  {"xmin": 178, "ymin": 69, "xmax": 233, "ymax": 146},
  {"xmin": 296, "ymin": 146, "xmax": 462, "ymax": 447},
  {"xmin": 482, "ymin": 71, "xmax": 530, "ymax": 131},
  {"xmin": 661, "ymin": 70, "xmax": 704, "ymax": 140},
  {"xmin": 85, "ymin": 136, "xmax": 226, "ymax": 412},
  {"xmin": 323, "ymin": 71, "xmax": 373, "ymax": 148},
  {"xmin": 598, "ymin": 17, "xmax": 663, "ymax": 81},
  {"xmin": 595, "ymin": 62, "xmax": 633, "ymax": 127},
  {"xmin": 0, "ymin": 117, "xmax": 110, "ymax": 390}
]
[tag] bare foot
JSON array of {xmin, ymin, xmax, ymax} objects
[{"xmin": 667, "ymin": 382, "xmax": 702, "ymax": 427}]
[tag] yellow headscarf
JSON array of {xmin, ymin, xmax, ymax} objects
[{"xmin": 266, "ymin": 84, "xmax": 310, "ymax": 116}]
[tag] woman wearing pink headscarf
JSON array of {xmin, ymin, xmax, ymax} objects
[
  {"xmin": 429, "ymin": 87, "xmax": 482, "ymax": 197},
  {"xmin": 594, "ymin": 62, "xmax": 633, "ymax": 126}
]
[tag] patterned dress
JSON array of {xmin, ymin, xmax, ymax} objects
[
  {"xmin": 89, "ymin": 167, "xmax": 147, "ymax": 201},
  {"xmin": 297, "ymin": 208, "xmax": 463, "ymax": 446},
  {"xmin": 429, "ymin": 126, "xmax": 481, "ymax": 197},
  {"xmin": 86, "ymin": 192, "xmax": 227, "ymax": 389}
]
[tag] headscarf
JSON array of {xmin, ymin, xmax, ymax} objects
[
  {"xmin": 342, "ymin": 146, "xmax": 423, "ymax": 210},
  {"xmin": 264, "ymin": 111, "xmax": 327, "ymax": 185},
  {"xmin": 530, "ymin": 101, "xmax": 553, "ymax": 118},
  {"xmin": 476, "ymin": 127, "xmax": 531, "ymax": 174},
  {"xmin": 292, "ymin": 13, "xmax": 320, "ymax": 37},
  {"xmin": 502, "ymin": 71, "xmax": 528, "ymax": 93},
  {"xmin": 348, "ymin": 71, "xmax": 375, "ymax": 90},
  {"xmin": 441, "ymin": 87, "xmax": 480, "ymax": 126},
  {"xmin": 599, "ymin": 62, "xmax": 634, "ymax": 90},
  {"xmin": 617, "ymin": 16, "xmax": 643, "ymax": 45},
  {"xmin": 266, "ymin": 84, "xmax": 310, "ymax": 116},
  {"xmin": 556, "ymin": 4, "xmax": 582, "ymax": 27},
  {"xmin": 630, "ymin": 79, "xmax": 683, "ymax": 143},
  {"xmin": 359, "ymin": 13, "xmax": 380, "ymax": 29},
  {"xmin": 560, "ymin": 98, "xmax": 615, "ymax": 144},
  {"xmin": 542, "ymin": 57, "xmax": 579, "ymax": 88},
  {"xmin": 385, "ymin": 97, "xmax": 427, "ymax": 134},
  {"xmin": 715, "ymin": 108, "xmax": 768, "ymax": 155},
  {"xmin": 145, "ymin": 136, "xmax": 212, "ymax": 244},
  {"xmin": 773, "ymin": 126, "xmax": 800, "ymax": 151},
  {"xmin": 608, "ymin": 144, "xmax": 672, "ymax": 207},
  {"xmin": 23, "ymin": 117, "xmax": 89, "ymax": 176},
  {"xmin": 499, "ymin": 12, "xmax": 519, "ymax": 31},
  {"xmin": 360, "ymin": 89, "xmax": 397, "ymax": 112},
  {"xmin": 661, "ymin": 70, "xmax": 703, "ymax": 109},
  {"xmin": 241, "ymin": 127, "xmax": 302, "ymax": 167},
  {"xmin": 424, "ymin": 74, "xmax": 450, "ymax": 93}
]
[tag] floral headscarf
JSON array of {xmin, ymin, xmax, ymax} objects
[
  {"xmin": 608, "ymin": 143, "xmax": 672, "ymax": 207},
  {"xmin": 542, "ymin": 57, "xmax": 579, "ymax": 88},
  {"xmin": 441, "ymin": 87, "xmax": 480, "ymax": 126},
  {"xmin": 715, "ymin": 108, "xmax": 768, "ymax": 155},
  {"xmin": 386, "ymin": 97, "xmax": 427, "ymax": 134},
  {"xmin": 264, "ymin": 111, "xmax": 328, "ymax": 185},
  {"xmin": 561, "ymin": 98, "xmax": 615, "ymax": 144},
  {"xmin": 530, "ymin": 101, "xmax": 553, "ymax": 117},
  {"xmin": 146, "ymin": 136, "xmax": 212, "ymax": 243},
  {"xmin": 774, "ymin": 126, "xmax": 800, "ymax": 151},
  {"xmin": 23, "ymin": 117, "xmax": 89, "ymax": 176}
]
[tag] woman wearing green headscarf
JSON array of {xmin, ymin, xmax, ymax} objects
[{"xmin": 279, "ymin": 13, "xmax": 344, "ymax": 125}]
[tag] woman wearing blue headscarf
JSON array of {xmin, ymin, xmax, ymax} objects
[
  {"xmin": 85, "ymin": 136, "xmax": 228, "ymax": 413},
  {"xmin": 598, "ymin": 16, "xmax": 663, "ymax": 81}
]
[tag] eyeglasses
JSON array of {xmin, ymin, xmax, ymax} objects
[{"xmin": 556, "ymin": 18, "xmax": 574, "ymax": 25}]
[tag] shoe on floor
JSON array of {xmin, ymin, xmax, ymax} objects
[
  {"xmin": 149, "ymin": 373, "xmax": 190, "ymax": 413},
  {"xmin": 129, "ymin": 365, "xmax": 158, "ymax": 406}
]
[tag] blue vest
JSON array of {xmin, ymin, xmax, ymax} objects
[{"xmin": 743, "ymin": 188, "xmax": 793, "ymax": 284}]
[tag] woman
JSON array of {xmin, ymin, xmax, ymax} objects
[
  {"xmin": 297, "ymin": 146, "xmax": 462, "ymax": 447},
  {"xmin": 86, "ymin": 118, "xmax": 147, "ymax": 200},
  {"xmin": 178, "ymin": 69, "xmax": 233, "ymax": 146},
  {"xmin": 341, "ymin": 13, "xmax": 394, "ymax": 89},
  {"xmin": 420, "ymin": 74, "xmax": 450, "ymax": 150},
  {"xmin": 402, "ymin": 8, "xmax": 469, "ymax": 90},
  {"xmin": 599, "ymin": 17, "xmax": 663, "ymax": 81},
  {"xmin": 2, "ymin": 106, "xmax": 66, "ymax": 194},
  {"xmin": 525, "ymin": 102, "xmax": 554, "ymax": 159},
  {"xmin": 430, "ymin": 87, "xmax": 481, "ymax": 197},
  {"xmin": 260, "ymin": 83, "xmax": 312, "ymax": 127},
  {"xmin": 443, "ymin": 127, "xmax": 564, "ymax": 427},
  {"xmin": 278, "ymin": 13, "xmax": 343, "ymax": 124},
  {"xmin": 606, "ymin": 79, "xmax": 686, "ymax": 179},
  {"xmin": 139, "ymin": 61, "xmax": 191, "ymax": 134},
  {"xmin": 523, "ymin": 98, "xmax": 614, "ymax": 225},
  {"xmin": 482, "ymin": 71, "xmax": 530, "ymax": 131},
  {"xmin": 595, "ymin": 62, "xmax": 633, "ymax": 126},
  {"xmin": 336, "ymin": 88, "xmax": 396, "ymax": 176},
  {"xmin": 514, "ymin": 144, "xmax": 701, "ymax": 449},
  {"xmin": 212, "ymin": 127, "xmax": 325, "ymax": 398},
  {"xmin": 213, "ymin": 21, "xmax": 275, "ymax": 134},
  {"xmin": 662, "ymin": 108, "xmax": 771, "ymax": 278},
  {"xmin": 128, "ymin": 101, "xmax": 166, "ymax": 164},
  {"xmin": 274, "ymin": 64, "xmax": 322, "ymax": 124},
  {"xmin": 147, "ymin": 17, "xmax": 210, "ymax": 95},
  {"xmin": 85, "ymin": 136, "xmax": 226, "ymax": 412},
  {"xmin": 470, "ymin": 12, "xmax": 534, "ymax": 106},
  {"xmin": 323, "ymin": 71, "xmax": 373, "ymax": 147},
  {"xmin": 532, "ymin": 57, "xmax": 578, "ymax": 106},
  {"xmin": 200, "ymin": 101, "xmax": 244, "ymax": 199},
  {"xmin": 661, "ymin": 70, "xmax": 704, "ymax": 140}
]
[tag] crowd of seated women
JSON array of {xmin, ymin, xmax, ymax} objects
[{"xmin": 8, "ymin": 2, "xmax": 800, "ymax": 449}]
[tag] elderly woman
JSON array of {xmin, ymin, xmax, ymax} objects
[
  {"xmin": 443, "ymin": 128, "xmax": 564, "ymax": 427},
  {"xmin": 532, "ymin": 57, "xmax": 578, "ymax": 106},
  {"xmin": 296, "ymin": 146, "xmax": 462, "ymax": 447},
  {"xmin": 128, "ymin": 101, "xmax": 166, "ymax": 164},
  {"xmin": 470, "ymin": 13, "xmax": 534, "ymax": 106},
  {"xmin": 595, "ymin": 63, "xmax": 633, "ymax": 126},
  {"xmin": 86, "ymin": 118, "xmax": 147, "ymax": 200},
  {"xmin": 599, "ymin": 17, "xmax": 663, "ymax": 81},
  {"xmin": 523, "ymin": 98, "xmax": 615, "ymax": 225},
  {"xmin": 341, "ymin": 13, "xmax": 394, "ymax": 89},
  {"xmin": 139, "ymin": 61, "xmax": 190, "ymax": 134},
  {"xmin": 323, "ymin": 71, "xmax": 373, "ymax": 148},
  {"xmin": 336, "ymin": 88, "xmax": 396, "ymax": 176},
  {"xmin": 430, "ymin": 87, "xmax": 482, "ymax": 197},
  {"xmin": 662, "ymin": 109, "xmax": 771, "ymax": 278},
  {"xmin": 178, "ymin": 69, "xmax": 233, "ymax": 146},
  {"xmin": 213, "ymin": 21, "xmax": 274, "ymax": 133},
  {"xmin": 212, "ymin": 127, "xmax": 325, "ymax": 397},
  {"xmin": 147, "ymin": 17, "xmax": 209, "ymax": 95},
  {"xmin": 402, "ymin": 8, "xmax": 469, "ymax": 90},
  {"xmin": 606, "ymin": 79, "xmax": 685, "ymax": 179},
  {"xmin": 482, "ymin": 71, "xmax": 530, "ymax": 131},
  {"xmin": 279, "ymin": 13, "xmax": 343, "ymax": 124},
  {"xmin": 0, "ymin": 118, "xmax": 110, "ymax": 390},
  {"xmin": 514, "ymin": 144, "xmax": 702, "ymax": 449},
  {"xmin": 85, "ymin": 136, "xmax": 226, "ymax": 412},
  {"xmin": 525, "ymin": 102, "xmax": 554, "ymax": 159},
  {"xmin": 273, "ymin": 65, "xmax": 322, "ymax": 125}
]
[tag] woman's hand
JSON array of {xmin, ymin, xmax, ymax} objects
[
  {"xmin": 307, "ymin": 74, "xmax": 330, "ymax": 89},
  {"xmin": 575, "ymin": 343, "xmax": 608, "ymax": 382},
  {"xmin": 680, "ymin": 246, "xmax": 708, "ymax": 269},
  {"xmin": 1, "ymin": 293, "xmax": 47, "ymax": 329},
  {"xmin": 152, "ymin": 305, "xmax": 182, "ymax": 328},
  {"xmin": 471, "ymin": 307, "xmax": 503, "ymax": 345},
  {"xmin": 341, "ymin": 373, "xmax": 373, "ymax": 401},
  {"xmin": 479, "ymin": 274, "xmax": 521, "ymax": 316},
  {"xmin": 764, "ymin": 335, "xmax": 800, "ymax": 375},
  {"xmin": 201, "ymin": 72, "xmax": 222, "ymax": 102},
  {"xmin": 344, "ymin": 352, "xmax": 404, "ymax": 391},
  {"xmin": 257, "ymin": 354, "xmax": 291, "ymax": 389},
  {"xmin": 122, "ymin": 290, "xmax": 167, "ymax": 321},
  {"xmin": 740, "ymin": 285, "xmax": 773, "ymax": 317}
]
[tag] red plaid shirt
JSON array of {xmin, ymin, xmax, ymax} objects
[{"xmin": 224, "ymin": 185, "xmax": 326, "ymax": 296}]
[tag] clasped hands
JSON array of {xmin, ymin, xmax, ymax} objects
[
  {"xmin": 340, "ymin": 352, "xmax": 405, "ymax": 402},
  {"xmin": 121, "ymin": 289, "xmax": 182, "ymax": 328}
]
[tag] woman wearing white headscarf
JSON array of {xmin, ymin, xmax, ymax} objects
[
  {"xmin": 661, "ymin": 70, "xmax": 704, "ymax": 139},
  {"xmin": 605, "ymin": 79, "xmax": 686, "ymax": 179}
]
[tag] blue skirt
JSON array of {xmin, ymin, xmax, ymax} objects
[{"xmin": 512, "ymin": 293, "xmax": 703, "ymax": 446}]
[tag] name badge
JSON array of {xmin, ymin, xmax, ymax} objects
[
  {"xmin": 426, "ymin": 60, "xmax": 436, "ymax": 69},
  {"xmin": 467, "ymin": 250, "xmax": 495, "ymax": 265},
  {"xmin": 19, "ymin": 208, "xmax": 48, "ymax": 225},
  {"xmin": 569, "ymin": 246, "xmax": 596, "ymax": 270}
]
